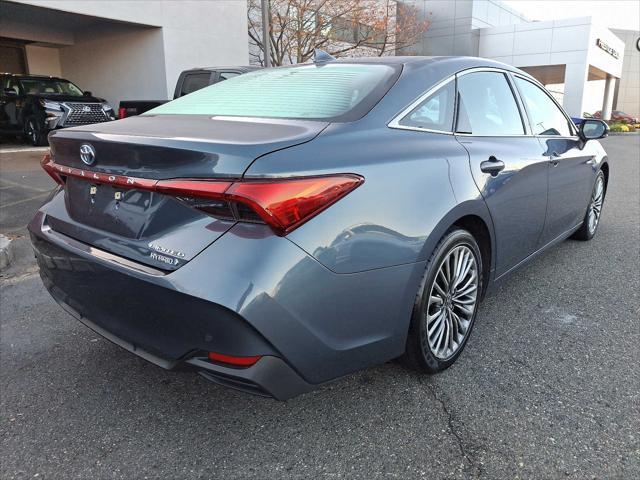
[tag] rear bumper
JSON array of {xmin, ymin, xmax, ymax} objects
[
  {"xmin": 30, "ymin": 202, "xmax": 422, "ymax": 399},
  {"xmin": 30, "ymin": 215, "xmax": 313, "ymax": 400}
]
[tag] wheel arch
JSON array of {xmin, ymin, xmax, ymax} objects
[
  {"xmin": 452, "ymin": 214, "xmax": 492, "ymax": 299},
  {"xmin": 414, "ymin": 200, "xmax": 496, "ymax": 300}
]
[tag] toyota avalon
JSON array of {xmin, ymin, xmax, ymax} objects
[{"xmin": 29, "ymin": 56, "xmax": 610, "ymax": 399}]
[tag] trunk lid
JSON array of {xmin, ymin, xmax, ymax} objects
[{"xmin": 46, "ymin": 115, "xmax": 328, "ymax": 271}]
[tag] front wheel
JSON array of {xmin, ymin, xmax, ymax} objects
[
  {"xmin": 572, "ymin": 170, "xmax": 605, "ymax": 241},
  {"xmin": 24, "ymin": 116, "xmax": 48, "ymax": 146},
  {"xmin": 402, "ymin": 229, "xmax": 483, "ymax": 373}
]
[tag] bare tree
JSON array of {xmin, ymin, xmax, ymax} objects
[{"xmin": 248, "ymin": 0, "xmax": 429, "ymax": 66}]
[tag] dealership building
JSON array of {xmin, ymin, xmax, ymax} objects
[
  {"xmin": 0, "ymin": 0, "xmax": 249, "ymax": 110},
  {"xmin": 1, "ymin": 0, "xmax": 638, "ymax": 119},
  {"xmin": 405, "ymin": 0, "xmax": 639, "ymax": 119}
]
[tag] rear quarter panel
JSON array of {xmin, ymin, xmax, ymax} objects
[{"xmin": 244, "ymin": 124, "xmax": 489, "ymax": 274}]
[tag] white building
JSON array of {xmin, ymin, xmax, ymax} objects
[
  {"xmin": 0, "ymin": 0, "xmax": 249, "ymax": 109},
  {"xmin": 2, "ymin": 0, "xmax": 637, "ymax": 120},
  {"xmin": 405, "ymin": 0, "xmax": 635, "ymax": 119},
  {"xmin": 611, "ymin": 28, "xmax": 640, "ymax": 118}
]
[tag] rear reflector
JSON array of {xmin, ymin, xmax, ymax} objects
[
  {"xmin": 41, "ymin": 153, "xmax": 64, "ymax": 185},
  {"xmin": 208, "ymin": 352, "xmax": 262, "ymax": 367},
  {"xmin": 41, "ymin": 155, "xmax": 364, "ymax": 235}
]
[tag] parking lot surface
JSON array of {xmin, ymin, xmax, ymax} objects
[{"xmin": 1, "ymin": 136, "xmax": 639, "ymax": 479}]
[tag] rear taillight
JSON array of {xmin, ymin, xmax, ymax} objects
[
  {"xmin": 118, "ymin": 107, "xmax": 126, "ymax": 119},
  {"xmin": 40, "ymin": 155, "xmax": 363, "ymax": 236},
  {"xmin": 159, "ymin": 175, "xmax": 363, "ymax": 235},
  {"xmin": 41, "ymin": 153, "xmax": 64, "ymax": 185}
]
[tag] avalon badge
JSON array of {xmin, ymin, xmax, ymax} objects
[{"xmin": 79, "ymin": 143, "xmax": 96, "ymax": 166}]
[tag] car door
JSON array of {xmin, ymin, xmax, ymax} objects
[
  {"xmin": 0, "ymin": 76, "xmax": 21, "ymax": 130},
  {"xmin": 513, "ymin": 76, "xmax": 597, "ymax": 244},
  {"xmin": 454, "ymin": 70, "xmax": 549, "ymax": 278}
]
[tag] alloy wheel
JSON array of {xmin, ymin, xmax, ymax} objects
[
  {"xmin": 423, "ymin": 245, "xmax": 479, "ymax": 360},
  {"xmin": 27, "ymin": 120, "xmax": 37, "ymax": 144},
  {"xmin": 588, "ymin": 175, "xmax": 604, "ymax": 235}
]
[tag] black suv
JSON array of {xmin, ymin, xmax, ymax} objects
[{"xmin": 0, "ymin": 73, "xmax": 115, "ymax": 146}]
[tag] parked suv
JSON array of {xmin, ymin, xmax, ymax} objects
[{"xmin": 0, "ymin": 73, "xmax": 115, "ymax": 146}]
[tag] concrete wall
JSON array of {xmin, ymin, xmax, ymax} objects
[
  {"xmin": 612, "ymin": 29, "xmax": 640, "ymax": 118},
  {"xmin": 478, "ymin": 17, "xmax": 625, "ymax": 117},
  {"xmin": 157, "ymin": 1, "xmax": 251, "ymax": 95},
  {"xmin": 402, "ymin": 0, "xmax": 527, "ymax": 56},
  {"xmin": 6, "ymin": 0, "xmax": 249, "ymax": 107},
  {"xmin": 25, "ymin": 45, "xmax": 61, "ymax": 76},
  {"xmin": 59, "ymin": 25, "xmax": 168, "ymax": 108}
]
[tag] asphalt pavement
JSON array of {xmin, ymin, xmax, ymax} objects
[{"xmin": 1, "ymin": 136, "xmax": 638, "ymax": 479}]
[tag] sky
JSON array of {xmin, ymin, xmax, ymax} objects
[{"xmin": 502, "ymin": 0, "xmax": 640, "ymax": 31}]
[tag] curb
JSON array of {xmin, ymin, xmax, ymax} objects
[{"xmin": 0, "ymin": 234, "xmax": 15, "ymax": 270}]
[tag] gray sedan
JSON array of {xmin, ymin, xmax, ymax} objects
[{"xmin": 30, "ymin": 56, "xmax": 609, "ymax": 399}]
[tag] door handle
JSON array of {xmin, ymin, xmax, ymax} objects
[{"xmin": 480, "ymin": 156, "xmax": 505, "ymax": 176}]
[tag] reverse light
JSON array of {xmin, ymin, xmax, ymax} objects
[
  {"xmin": 40, "ymin": 155, "xmax": 364, "ymax": 235},
  {"xmin": 208, "ymin": 352, "xmax": 262, "ymax": 367}
]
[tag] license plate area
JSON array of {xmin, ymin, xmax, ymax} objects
[{"xmin": 64, "ymin": 177, "xmax": 154, "ymax": 238}]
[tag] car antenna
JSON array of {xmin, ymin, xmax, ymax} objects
[{"xmin": 313, "ymin": 49, "xmax": 336, "ymax": 64}]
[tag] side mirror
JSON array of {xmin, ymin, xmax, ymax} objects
[
  {"xmin": 3, "ymin": 88, "xmax": 18, "ymax": 97},
  {"xmin": 579, "ymin": 119, "xmax": 609, "ymax": 142},
  {"xmin": 83, "ymin": 91, "xmax": 92, "ymax": 97}
]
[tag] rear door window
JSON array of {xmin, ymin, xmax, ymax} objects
[
  {"xmin": 180, "ymin": 73, "xmax": 212, "ymax": 96},
  {"xmin": 456, "ymin": 71, "xmax": 524, "ymax": 135},
  {"xmin": 398, "ymin": 81, "xmax": 455, "ymax": 132}
]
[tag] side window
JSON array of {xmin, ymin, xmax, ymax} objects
[
  {"xmin": 2, "ymin": 78, "xmax": 21, "ymax": 95},
  {"xmin": 514, "ymin": 77, "xmax": 572, "ymax": 136},
  {"xmin": 456, "ymin": 72, "xmax": 524, "ymax": 135},
  {"xmin": 398, "ymin": 81, "xmax": 455, "ymax": 132},
  {"xmin": 180, "ymin": 73, "xmax": 211, "ymax": 96},
  {"xmin": 218, "ymin": 71, "xmax": 240, "ymax": 82}
]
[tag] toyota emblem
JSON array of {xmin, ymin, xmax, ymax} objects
[{"xmin": 79, "ymin": 143, "xmax": 96, "ymax": 166}]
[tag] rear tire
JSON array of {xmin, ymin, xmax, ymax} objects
[
  {"xmin": 402, "ymin": 229, "xmax": 483, "ymax": 373},
  {"xmin": 24, "ymin": 116, "xmax": 48, "ymax": 146},
  {"xmin": 572, "ymin": 170, "xmax": 605, "ymax": 241}
]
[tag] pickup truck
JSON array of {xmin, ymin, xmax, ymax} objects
[{"xmin": 118, "ymin": 66, "xmax": 259, "ymax": 118}]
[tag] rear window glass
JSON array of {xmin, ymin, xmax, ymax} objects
[
  {"xmin": 180, "ymin": 73, "xmax": 211, "ymax": 96},
  {"xmin": 146, "ymin": 63, "xmax": 399, "ymax": 122}
]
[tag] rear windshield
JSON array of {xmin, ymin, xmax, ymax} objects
[{"xmin": 145, "ymin": 63, "xmax": 400, "ymax": 122}]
